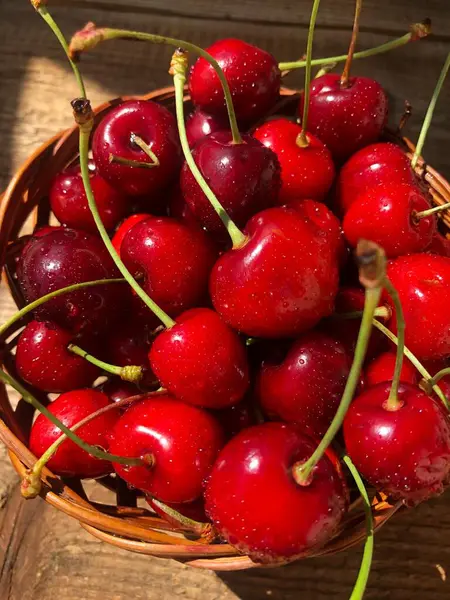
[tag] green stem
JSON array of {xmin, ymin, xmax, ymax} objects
[
  {"xmin": 343, "ymin": 455, "xmax": 374, "ymax": 600},
  {"xmin": 384, "ymin": 278, "xmax": 405, "ymax": 411},
  {"xmin": 429, "ymin": 367, "xmax": 450, "ymax": 387},
  {"xmin": 109, "ymin": 135, "xmax": 160, "ymax": 169},
  {"xmin": 340, "ymin": 0, "xmax": 362, "ymax": 87},
  {"xmin": 0, "ymin": 369, "xmax": 143, "ymax": 466},
  {"xmin": 0, "ymin": 278, "xmax": 126, "ymax": 338},
  {"xmin": 68, "ymin": 344, "xmax": 143, "ymax": 383},
  {"xmin": 411, "ymin": 52, "xmax": 450, "ymax": 169},
  {"xmin": 331, "ymin": 305, "xmax": 391, "ymax": 321},
  {"xmin": 171, "ymin": 51, "xmax": 247, "ymax": 248},
  {"xmin": 414, "ymin": 201, "xmax": 450, "ymax": 220}
]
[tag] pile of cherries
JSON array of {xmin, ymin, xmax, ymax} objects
[{"xmin": 8, "ymin": 26, "xmax": 450, "ymax": 570}]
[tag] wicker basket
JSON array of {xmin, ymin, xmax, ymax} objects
[{"xmin": 0, "ymin": 87, "xmax": 449, "ymax": 571}]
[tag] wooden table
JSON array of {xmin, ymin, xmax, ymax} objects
[{"xmin": 1, "ymin": 1, "xmax": 450, "ymax": 598}]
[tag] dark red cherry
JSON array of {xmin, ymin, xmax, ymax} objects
[
  {"xmin": 121, "ymin": 217, "xmax": 216, "ymax": 318},
  {"xmin": 335, "ymin": 142, "xmax": 417, "ymax": 215},
  {"xmin": 210, "ymin": 206, "xmax": 339, "ymax": 338},
  {"xmin": 112, "ymin": 213, "xmax": 150, "ymax": 254},
  {"xmin": 17, "ymin": 228, "xmax": 124, "ymax": 335},
  {"xmin": 427, "ymin": 232, "xmax": 450, "ymax": 258},
  {"xmin": 101, "ymin": 378, "xmax": 141, "ymax": 404},
  {"xmin": 365, "ymin": 351, "xmax": 419, "ymax": 387},
  {"xmin": 205, "ymin": 422, "xmax": 348, "ymax": 563},
  {"xmin": 180, "ymin": 131, "xmax": 281, "ymax": 236},
  {"xmin": 300, "ymin": 73, "xmax": 388, "ymax": 163},
  {"xmin": 212, "ymin": 397, "xmax": 256, "ymax": 440},
  {"xmin": 343, "ymin": 183, "xmax": 436, "ymax": 258},
  {"xmin": 15, "ymin": 320, "xmax": 99, "ymax": 393},
  {"xmin": 49, "ymin": 161, "xmax": 128, "ymax": 233},
  {"xmin": 186, "ymin": 108, "xmax": 228, "ymax": 147},
  {"xmin": 167, "ymin": 186, "xmax": 203, "ymax": 231},
  {"xmin": 386, "ymin": 254, "xmax": 450, "ymax": 360},
  {"xmin": 109, "ymin": 394, "xmax": 224, "ymax": 503},
  {"xmin": 344, "ymin": 382, "xmax": 450, "ymax": 505},
  {"xmin": 29, "ymin": 389, "xmax": 120, "ymax": 478},
  {"xmin": 92, "ymin": 100, "xmax": 181, "ymax": 197},
  {"xmin": 256, "ymin": 331, "xmax": 352, "ymax": 437},
  {"xmin": 253, "ymin": 118, "xmax": 335, "ymax": 205},
  {"xmin": 189, "ymin": 38, "xmax": 281, "ymax": 125},
  {"xmin": 149, "ymin": 308, "xmax": 249, "ymax": 409}
]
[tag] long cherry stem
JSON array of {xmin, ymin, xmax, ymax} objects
[
  {"xmin": 110, "ymin": 134, "xmax": 160, "ymax": 169},
  {"xmin": 171, "ymin": 50, "xmax": 247, "ymax": 248},
  {"xmin": 67, "ymin": 344, "xmax": 143, "ymax": 383},
  {"xmin": 411, "ymin": 51, "xmax": 450, "ymax": 169},
  {"xmin": 414, "ymin": 201, "xmax": 450, "ymax": 220},
  {"xmin": 429, "ymin": 367, "xmax": 450, "ymax": 387},
  {"xmin": 341, "ymin": 0, "xmax": 363, "ymax": 88},
  {"xmin": 383, "ymin": 278, "xmax": 405, "ymax": 411},
  {"xmin": 150, "ymin": 497, "xmax": 215, "ymax": 541}
]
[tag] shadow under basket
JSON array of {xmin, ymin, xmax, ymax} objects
[{"xmin": 0, "ymin": 86, "xmax": 449, "ymax": 571}]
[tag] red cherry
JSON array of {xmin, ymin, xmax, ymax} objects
[
  {"xmin": 167, "ymin": 186, "xmax": 204, "ymax": 230},
  {"xmin": 149, "ymin": 308, "xmax": 249, "ymax": 409},
  {"xmin": 112, "ymin": 213, "xmax": 150, "ymax": 254},
  {"xmin": 180, "ymin": 131, "xmax": 281, "ymax": 235},
  {"xmin": 186, "ymin": 108, "xmax": 228, "ymax": 147},
  {"xmin": 253, "ymin": 118, "xmax": 335, "ymax": 204},
  {"xmin": 205, "ymin": 422, "xmax": 348, "ymax": 563},
  {"xmin": 365, "ymin": 351, "xmax": 419, "ymax": 387},
  {"xmin": 49, "ymin": 161, "xmax": 128, "ymax": 233},
  {"xmin": 256, "ymin": 331, "xmax": 352, "ymax": 437},
  {"xmin": 300, "ymin": 74, "xmax": 388, "ymax": 163},
  {"xmin": 109, "ymin": 394, "xmax": 224, "ymax": 503},
  {"xmin": 210, "ymin": 206, "xmax": 339, "ymax": 338},
  {"xmin": 212, "ymin": 397, "xmax": 256, "ymax": 440},
  {"xmin": 101, "ymin": 378, "xmax": 141, "ymax": 404},
  {"xmin": 335, "ymin": 142, "xmax": 417, "ymax": 215},
  {"xmin": 427, "ymin": 232, "xmax": 450, "ymax": 258},
  {"xmin": 15, "ymin": 320, "xmax": 99, "ymax": 393},
  {"xmin": 344, "ymin": 382, "xmax": 450, "ymax": 505},
  {"xmin": 189, "ymin": 38, "xmax": 281, "ymax": 124},
  {"xmin": 29, "ymin": 389, "xmax": 120, "ymax": 478},
  {"xmin": 343, "ymin": 183, "xmax": 436, "ymax": 258},
  {"xmin": 92, "ymin": 100, "xmax": 181, "ymax": 197}
]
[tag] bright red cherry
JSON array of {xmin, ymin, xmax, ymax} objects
[
  {"xmin": 386, "ymin": 254, "xmax": 450, "ymax": 360},
  {"xmin": 205, "ymin": 422, "xmax": 348, "ymax": 563},
  {"xmin": 92, "ymin": 100, "xmax": 181, "ymax": 197},
  {"xmin": 180, "ymin": 131, "xmax": 281, "ymax": 235},
  {"xmin": 210, "ymin": 206, "xmax": 339, "ymax": 338},
  {"xmin": 15, "ymin": 320, "xmax": 99, "ymax": 393},
  {"xmin": 109, "ymin": 394, "xmax": 224, "ymax": 503},
  {"xmin": 29, "ymin": 389, "xmax": 120, "ymax": 478},
  {"xmin": 189, "ymin": 38, "xmax": 281, "ymax": 125},
  {"xmin": 344, "ymin": 382, "xmax": 450, "ymax": 505},
  {"xmin": 253, "ymin": 118, "xmax": 335, "ymax": 205},
  {"xmin": 101, "ymin": 378, "xmax": 140, "ymax": 404},
  {"xmin": 256, "ymin": 331, "xmax": 352, "ymax": 437},
  {"xmin": 343, "ymin": 183, "xmax": 436, "ymax": 258},
  {"xmin": 112, "ymin": 213, "xmax": 150, "ymax": 254},
  {"xmin": 427, "ymin": 232, "xmax": 450, "ymax": 258},
  {"xmin": 149, "ymin": 308, "xmax": 249, "ymax": 409},
  {"xmin": 365, "ymin": 351, "xmax": 419, "ymax": 388},
  {"xmin": 186, "ymin": 108, "xmax": 228, "ymax": 147}
]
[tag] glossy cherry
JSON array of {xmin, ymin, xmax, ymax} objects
[
  {"xmin": 253, "ymin": 118, "xmax": 335, "ymax": 205},
  {"xmin": 108, "ymin": 394, "xmax": 224, "ymax": 503},
  {"xmin": 189, "ymin": 38, "xmax": 281, "ymax": 125},
  {"xmin": 149, "ymin": 308, "xmax": 249, "ymax": 409},
  {"xmin": 210, "ymin": 206, "xmax": 339, "ymax": 338},
  {"xmin": 112, "ymin": 213, "xmax": 150, "ymax": 254},
  {"xmin": 344, "ymin": 382, "xmax": 450, "ymax": 505},
  {"xmin": 186, "ymin": 108, "xmax": 227, "ymax": 148},
  {"xmin": 365, "ymin": 351, "xmax": 419, "ymax": 388},
  {"xmin": 300, "ymin": 73, "xmax": 388, "ymax": 163},
  {"xmin": 180, "ymin": 131, "xmax": 281, "ymax": 235},
  {"xmin": 205, "ymin": 422, "xmax": 348, "ymax": 563},
  {"xmin": 427, "ymin": 232, "xmax": 450, "ymax": 258},
  {"xmin": 101, "ymin": 378, "xmax": 141, "ymax": 404},
  {"xmin": 343, "ymin": 183, "xmax": 436, "ymax": 258},
  {"xmin": 92, "ymin": 100, "xmax": 181, "ymax": 197},
  {"xmin": 29, "ymin": 389, "xmax": 120, "ymax": 478}
]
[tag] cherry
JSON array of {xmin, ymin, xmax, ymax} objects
[
  {"xmin": 101, "ymin": 378, "xmax": 140, "ymax": 404},
  {"xmin": 167, "ymin": 186, "xmax": 204, "ymax": 231},
  {"xmin": 108, "ymin": 394, "xmax": 224, "ymax": 503},
  {"xmin": 92, "ymin": 100, "xmax": 181, "ymax": 197},
  {"xmin": 120, "ymin": 216, "xmax": 216, "ymax": 318},
  {"xmin": 149, "ymin": 308, "xmax": 249, "ymax": 409},
  {"xmin": 186, "ymin": 108, "xmax": 227, "ymax": 148},
  {"xmin": 256, "ymin": 331, "xmax": 352, "ymax": 437},
  {"xmin": 427, "ymin": 232, "xmax": 450, "ymax": 258},
  {"xmin": 343, "ymin": 183, "xmax": 436, "ymax": 258},
  {"xmin": 252, "ymin": 118, "xmax": 335, "ymax": 205},
  {"xmin": 205, "ymin": 422, "xmax": 348, "ymax": 563},
  {"xmin": 15, "ymin": 320, "xmax": 99, "ymax": 393},
  {"xmin": 17, "ymin": 228, "xmax": 125, "ymax": 335},
  {"xmin": 335, "ymin": 142, "xmax": 417, "ymax": 215},
  {"xmin": 343, "ymin": 382, "xmax": 450, "ymax": 505},
  {"xmin": 189, "ymin": 38, "xmax": 281, "ymax": 125},
  {"xmin": 49, "ymin": 161, "xmax": 128, "ymax": 233},
  {"xmin": 210, "ymin": 206, "xmax": 339, "ymax": 338},
  {"xmin": 29, "ymin": 389, "xmax": 120, "ymax": 478},
  {"xmin": 386, "ymin": 254, "xmax": 450, "ymax": 360},
  {"xmin": 365, "ymin": 351, "xmax": 419, "ymax": 387},
  {"xmin": 300, "ymin": 73, "xmax": 388, "ymax": 163},
  {"xmin": 112, "ymin": 213, "xmax": 150, "ymax": 254},
  {"xmin": 180, "ymin": 131, "xmax": 281, "ymax": 235}
]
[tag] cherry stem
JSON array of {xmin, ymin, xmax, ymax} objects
[
  {"xmin": 297, "ymin": 0, "xmax": 321, "ymax": 148},
  {"xmin": 150, "ymin": 497, "xmax": 215, "ymax": 541},
  {"xmin": 69, "ymin": 24, "xmax": 243, "ymax": 145},
  {"xmin": 341, "ymin": 0, "xmax": 363, "ymax": 88},
  {"xmin": 383, "ymin": 278, "xmax": 405, "ymax": 411},
  {"xmin": 0, "ymin": 369, "xmax": 143, "ymax": 467},
  {"xmin": 343, "ymin": 455, "xmax": 374, "ymax": 600},
  {"xmin": 428, "ymin": 367, "xmax": 450, "ymax": 387},
  {"xmin": 0, "ymin": 277, "xmax": 127, "ymax": 338},
  {"xmin": 372, "ymin": 319, "xmax": 449, "ymax": 411},
  {"xmin": 414, "ymin": 201, "xmax": 450, "ymax": 220},
  {"xmin": 67, "ymin": 344, "xmax": 143, "ymax": 383},
  {"xmin": 332, "ymin": 305, "xmax": 391, "ymax": 321},
  {"xmin": 110, "ymin": 134, "xmax": 161, "ymax": 168},
  {"xmin": 411, "ymin": 51, "xmax": 450, "ymax": 169},
  {"xmin": 314, "ymin": 61, "xmax": 337, "ymax": 79},
  {"xmin": 170, "ymin": 50, "xmax": 247, "ymax": 249}
]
